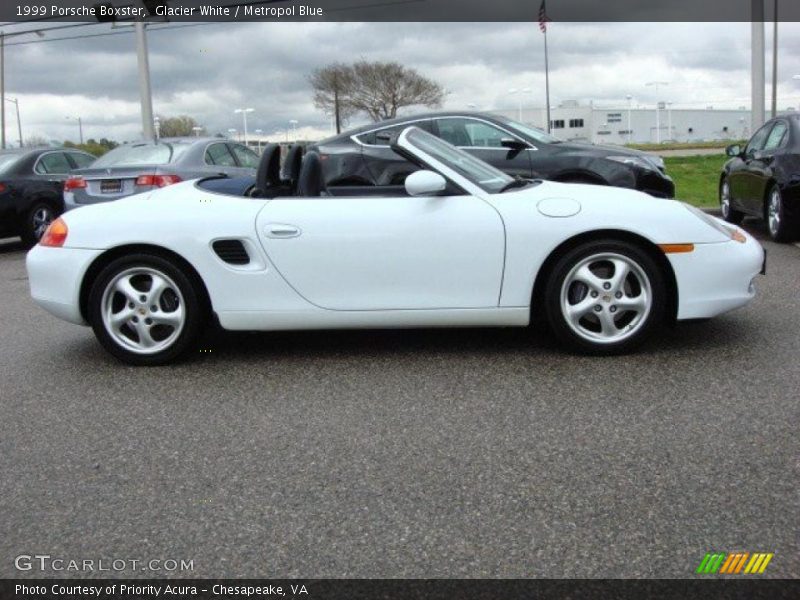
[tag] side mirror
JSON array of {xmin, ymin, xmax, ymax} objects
[
  {"xmin": 405, "ymin": 170, "xmax": 447, "ymax": 197},
  {"xmin": 501, "ymin": 138, "xmax": 528, "ymax": 150},
  {"xmin": 725, "ymin": 144, "xmax": 742, "ymax": 157}
]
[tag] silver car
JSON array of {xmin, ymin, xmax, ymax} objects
[{"xmin": 64, "ymin": 137, "xmax": 259, "ymax": 210}]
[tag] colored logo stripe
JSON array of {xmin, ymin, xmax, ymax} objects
[{"xmin": 696, "ymin": 552, "xmax": 774, "ymax": 574}]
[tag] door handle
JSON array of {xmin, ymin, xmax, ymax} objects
[{"xmin": 266, "ymin": 224, "xmax": 301, "ymax": 238}]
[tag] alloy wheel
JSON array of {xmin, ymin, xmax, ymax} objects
[
  {"xmin": 100, "ymin": 267, "xmax": 186, "ymax": 355},
  {"xmin": 560, "ymin": 253, "xmax": 652, "ymax": 344},
  {"xmin": 768, "ymin": 189, "xmax": 781, "ymax": 237},
  {"xmin": 32, "ymin": 206, "xmax": 54, "ymax": 240}
]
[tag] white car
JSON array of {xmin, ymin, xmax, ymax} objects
[{"xmin": 27, "ymin": 127, "xmax": 765, "ymax": 366}]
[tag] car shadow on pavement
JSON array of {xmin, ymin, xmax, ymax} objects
[
  {"xmin": 176, "ymin": 316, "xmax": 742, "ymax": 365},
  {"xmin": 0, "ymin": 239, "xmax": 25, "ymax": 254}
]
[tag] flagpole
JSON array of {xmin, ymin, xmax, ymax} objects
[{"xmin": 544, "ymin": 27, "xmax": 551, "ymax": 133}]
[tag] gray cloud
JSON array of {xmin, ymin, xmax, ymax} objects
[{"xmin": 2, "ymin": 21, "xmax": 799, "ymax": 143}]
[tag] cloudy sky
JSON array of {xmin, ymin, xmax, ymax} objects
[{"xmin": 2, "ymin": 20, "xmax": 800, "ymax": 145}]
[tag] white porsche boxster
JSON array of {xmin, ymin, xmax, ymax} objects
[{"xmin": 27, "ymin": 127, "xmax": 765, "ymax": 365}]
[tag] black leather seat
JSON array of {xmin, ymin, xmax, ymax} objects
[
  {"xmin": 296, "ymin": 151, "xmax": 326, "ymax": 197},
  {"xmin": 252, "ymin": 143, "xmax": 281, "ymax": 197},
  {"xmin": 281, "ymin": 145, "xmax": 305, "ymax": 194}
]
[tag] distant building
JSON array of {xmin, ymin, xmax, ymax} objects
[{"xmin": 489, "ymin": 102, "xmax": 797, "ymax": 145}]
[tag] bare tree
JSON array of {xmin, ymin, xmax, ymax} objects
[
  {"xmin": 310, "ymin": 61, "xmax": 445, "ymax": 129},
  {"xmin": 157, "ymin": 115, "xmax": 201, "ymax": 138},
  {"xmin": 309, "ymin": 63, "xmax": 357, "ymax": 134},
  {"xmin": 349, "ymin": 61, "xmax": 444, "ymax": 122}
]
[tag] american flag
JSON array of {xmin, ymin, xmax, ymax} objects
[{"xmin": 539, "ymin": 0, "xmax": 550, "ymax": 33}]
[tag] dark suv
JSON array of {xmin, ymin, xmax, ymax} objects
[{"xmin": 310, "ymin": 111, "xmax": 674, "ymax": 198}]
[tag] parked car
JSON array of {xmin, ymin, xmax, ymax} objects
[
  {"xmin": 311, "ymin": 111, "xmax": 675, "ymax": 198},
  {"xmin": 28, "ymin": 126, "xmax": 763, "ymax": 366},
  {"xmin": 0, "ymin": 147, "xmax": 96, "ymax": 245},
  {"xmin": 64, "ymin": 137, "xmax": 259, "ymax": 210},
  {"xmin": 720, "ymin": 113, "xmax": 800, "ymax": 242}
]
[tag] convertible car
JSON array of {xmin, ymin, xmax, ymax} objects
[{"xmin": 27, "ymin": 127, "xmax": 765, "ymax": 366}]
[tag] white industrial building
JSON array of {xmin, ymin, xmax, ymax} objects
[{"xmin": 490, "ymin": 102, "xmax": 782, "ymax": 145}]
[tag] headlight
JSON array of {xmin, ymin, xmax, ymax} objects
[
  {"xmin": 682, "ymin": 203, "xmax": 746, "ymax": 243},
  {"xmin": 607, "ymin": 155, "xmax": 662, "ymax": 172}
]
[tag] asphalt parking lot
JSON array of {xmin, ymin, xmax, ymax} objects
[{"xmin": 0, "ymin": 220, "xmax": 798, "ymax": 579}]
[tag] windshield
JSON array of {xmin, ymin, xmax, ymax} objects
[
  {"xmin": 0, "ymin": 154, "xmax": 22, "ymax": 175},
  {"xmin": 404, "ymin": 128, "xmax": 514, "ymax": 194},
  {"xmin": 494, "ymin": 116, "xmax": 562, "ymax": 144},
  {"xmin": 92, "ymin": 142, "xmax": 191, "ymax": 168}
]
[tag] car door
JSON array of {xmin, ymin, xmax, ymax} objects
[
  {"xmin": 256, "ymin": 188, "xmax": 505, "ymax": 311},
  {"xmin": 747, "ymin": 120, "xmax": 789, "ymax": 212},
  {"xmin": 433, "ymin": 117, "xmax": 533, "ymax": 178},
  {"xmin": 359, "ymin": 120, "xmax": 434, "ymax": 185},
  {"xmin": 730, "ymin": 122, "xmax": 773, "ymax": 213},
  {"xmin": 33, "ymin": 151, "xmax": 75, "ymax": 205}
]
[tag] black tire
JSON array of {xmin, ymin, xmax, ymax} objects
[
  {"xmin": 543, "ymin": 239, "xmax": 667, "ymax": 355},
  {"xmin": 88, "ymin": 253, "xmax": 205, "ymax": 366},
  {"xmin": 720, "ymin": 176, "xmax": 744, "ymax": 225},
  {"xmin": 765, "ymin": 184, "xmax": 795, "ymax": 243},
  {"xmin": 20, "ymin": 202, "xmax": 57, "ymax": 247}
]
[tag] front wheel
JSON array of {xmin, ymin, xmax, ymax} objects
[
  {"xmin": 766, "ymin": 184, "xmax": 795, "ymax": 243},
  {"xmin": 88, "ymin": 254, "xmax": 205, "ymax": 365},
  {"xmin": 720, "ymin": 177, "xmax": 744, "ymax": 225},
  {"xmin": 543, "ymin": 240, "xmax": 667, "ymax": 355}
]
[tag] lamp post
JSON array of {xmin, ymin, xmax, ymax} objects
[
  {"xmin": 289, "ymin": 119, "xmax": 299, "ymax": 142},
  {"xmin": 666, "ymin": 101, "xmax": 673, "ymax": 141},
  {"xmin": 234, "ymin": 107, "xmax": 254, "ymax": 147},
  {"xmin": 508, "ymin": 88, "xmax": 532, "ymax": 122},
  {"xmin": 254, "ymin": 129, "xmax": 263, "ymax": 153},
  {"xmin": 5, "ymin": 97, "xmax": 21, "ymax": 147},
  {"xmin": 65, "ymin": 115, "xmax": 83, "ymax": 145},
  {"xmin": 625, "ymin": 95, "xmax": 633, "ymax": 143},
  {"xmin": 645, "ymin": 81, "xmax": 669, "ymax": 143},
  {"xmin": 192, "ymin": 126, "xmax": 203, "ymax": 137},
  {"xmin": 1, "ymin": 29, "xmax": 44, "ymax": 149},
  {"xmin": 153, "ymin": 116, "xmax": 160, "ymax": 140}
]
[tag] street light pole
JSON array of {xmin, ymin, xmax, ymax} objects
[
  {"xmin": 66, "ymin": 116, "xmax": 83, "ymax": 144},
  {"xmin": 289, "ymin": 119, "xmax": 299, "ymax": 142},
  {"xmin": 135, "ymin": 21, "xmax": 155, "ymax": 141},
  {"xmin": 508, "ymin": 88, "xmax": 532, "ymax": 122},
  {"xmin": 626, "ymin": 95, "xmax": 633, "ymax": 144},
  {"xmin": 254, "ymin": 129, "xmax": 263, "ymax": 153},
  {"xmin": 666, "ymin": 102, "xmax": 673, "ymax": 141},
  {"xmin": 234, "ymin": 108, "xmax": 254, "ymax": 147},
  {"xmin": 646, "ymin": 81, "xmax": 669, "ymax": 143},
  {"xmin": 0, "ymin": 29, "xmax": 44, "ymax": 149},
  {"xmin": 6, "ymin": 97, "xmax": 22, "ymax": 147},
  {"xmin": 752, "ymin": 0, "xmax": 766, "ymax": 130}
]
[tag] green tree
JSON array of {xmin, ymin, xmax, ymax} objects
[{"xmin": 157, "ymin": 115, "xmax": 202, "ymax": 137}]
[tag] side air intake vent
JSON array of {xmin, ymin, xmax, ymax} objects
[{"xmin": 212, "ymin": 240, "xmax": 250, "ymax": 265}]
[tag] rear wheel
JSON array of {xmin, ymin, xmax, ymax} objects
[
  {"xmin": 88, "ymin": 254, "xmax": 204, "ymax": 365},
  {"xmin": 766, "ymin": 184, "xmax": 795, "ymax": 243},
  {"xmin": 21, "ymin": 202, "xmax": 57, "ymax": 246},
  {"xmin": 543, "ymin": 240, "xmax": 666, "ymax": 355},
  {"xmin": 720, "ymin": 177, "xmax": 744, "ymax": 225}
]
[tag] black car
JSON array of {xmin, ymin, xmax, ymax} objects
[
  {"xmin": 0, "ymin": 147, "xmax": 96, "ymax": 245},
  {"xmin": 720, "ymin": 113, "xmax": 800, "ymax": 243},
  {"xmin": 311, "ymin": 111, "xmax": 675, "ymax": 198}
]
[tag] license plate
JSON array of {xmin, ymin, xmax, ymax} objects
[{"xmin": 100, "ymin": 179, "xmax": 122, "ymax": 194}]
